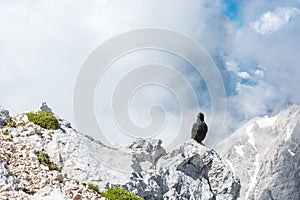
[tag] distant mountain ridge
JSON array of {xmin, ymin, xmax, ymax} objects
[{"xmin": 216, "ymin": 105, "xmax": 300, "ymax": 200}]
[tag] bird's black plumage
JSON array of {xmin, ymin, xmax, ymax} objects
[{"xmin": 191, "ymin": 113, "xmax": 208, "ymax": 144}]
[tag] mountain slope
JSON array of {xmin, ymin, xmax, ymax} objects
[
  {"xmin": 0, "ymin": 103, "xmax": 240, "ymax": 199},
  {"xmin": 216, "ymin": 105, "xmax": 300, "ymax": 200}
]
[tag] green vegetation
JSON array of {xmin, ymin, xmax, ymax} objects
[
  {"xmin": 26, "ymin": 111, "xmax": 59, "ymax": 130},
  {"xmin": 18, "ymin": 122, "xmax": 27, "ymax": 127},
  {"xmin": 101, "ymin": 187, "xmax": 143, "ymax": 200},
  {"xmin": 3, "ymin": 131, "xmax": 10, "ymax": 135},
  {"xmin": 88, "ymin": 183, "xmax": 100, "ymax": 193},
  {"xmin": 7, "ymin": 119, "xmax": 16, "ymax": 127},
  {"xmin": 36, "ymin": 151, "xmax": 58, "ymax": 170}
]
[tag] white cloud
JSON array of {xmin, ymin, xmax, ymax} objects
[
  {"xmin": 237, "ymin": 71, "xmax": 251, "ymax": 79},
  {"xmin": 0, "ymin": 0, "xmax": 231, "ymax": 148},
  {"xmin": 254, "ymin": 69, "xmax": 264, "ymax": 78},
  {"xmin": 225, "ymin": 58, "xmax": 239, "ymax": 72},
  {"xmin": 1, "ymin": 0, "xmax": 300, "ymax": 147},
  {"xmin": 250, "ymin": 6, "xmax": 300, "ymax": 34},
  {"xmin": 222, "ymin": 2, "xmax": 300, "ymax": 137}
]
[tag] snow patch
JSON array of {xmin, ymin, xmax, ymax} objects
[
  {"xmin": 256, "ymin": 116, "xmax": 277, "ymax": 128},
  {"xmin": 286, "ymin": 123, "xmax": 296, "ymax": 142},
  {"xmin": 246, "ymin": 124, "xmax": 257, "ymax": 151},
  {"xmin": 288, "ymin": 149, "xmax": 295, "ymax": 157},
  {"xmin": 225, "ymin": 158, "xmax": 235, "ymax": 174},
  {"xmin": 234, "ymin": 145, "xmax": 244, "ymax": 157},
  {"xmin": 245, "ymin": 154, "xmax": 260, "ymax": 199}
]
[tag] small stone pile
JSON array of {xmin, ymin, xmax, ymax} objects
[{"xmin": 0, "ymin": 106, "xmax": 106, "ymax": 200}]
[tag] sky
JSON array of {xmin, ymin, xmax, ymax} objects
[{"xmin": 1, "ymin": 0, "xmax": 300, "ymax": 148}]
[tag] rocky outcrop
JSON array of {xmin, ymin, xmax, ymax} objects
[
  {"xmin": 124, "ymin": 140, "xmax": 240, "ymax": 199},
  {"xmin": 0, "ymin": 103, "xmax": 241, "ymax": 199},
  {"xmin": 216, "ymin": 105, "xmax": 300, "ymax": 200},
  {"xmin": 0, "ymin": 106, "xmax": 10, "ymax": 126},
  {"xmin": 44, "ymin": 124, "xmax": 241, "ymax": 199},
  {"xmin": 0, "ymin": 105, "xmax": 105, "ymax": 199}
]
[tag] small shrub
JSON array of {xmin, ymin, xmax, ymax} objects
[
  {"xmin": 48, "ymin": 162, "xmax": 59, "ymax": 171},
  {"xmin": 26, "ymin": 111, "xmax": 59, "ymax": 130},
  {"xmin": 88, "ymin": 183, "xmax": 100, "ymax": 193},
  {"xmin": 3, "ymin": 131, "xmax": 10, "ymax": 135},
  {"xmin": 101, "ymin": 187, "xmax": 143, "ymax": 200},
  {"xmin": 36, "ymin": 152, "xmax": 58, "ymax": 170},
  {"xmin": 18, "ymin": 122, "xmax": 27, "ymax": 127},
  {"xmin": 7, "ymin": 120, "xmax": 16, "ymax": 127}
]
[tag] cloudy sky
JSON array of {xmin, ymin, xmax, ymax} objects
[{"xmin": 1, "ymin": 0, "xmax": 300, "ymax": 148}]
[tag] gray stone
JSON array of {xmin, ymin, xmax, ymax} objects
[
  {"xmin": 0, "ymin": 106, "xmax": 10, "ymax": 126},
  {"xmin": 0, "ymin": 156, "xmax": 21, "ymax": 192},
  {"xmin": 39, "ymin": 102, "xmax": 53, "ymax": 114}
]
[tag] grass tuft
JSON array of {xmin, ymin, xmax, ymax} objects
[
  {"xmin": 101, "ymin": 187, "xmax": 143, "ymax": 200},
  {"xmin": 7, "ymin": 119, "xmax": 16, "ymax": 127},
  {"xmin": 3, "ymin": 131, "xmax": 10, "ymax": 135},
  {"xmin": 88, "ymin": 183, "xmax": 100, "ymax": 193},
  {"xmin": 26, "ymin": 111, "xmax": 59, "ymax": 130},
  {"xmin": 36, "ymin": 151, "xmax": 58, "ymax": 170},
  {"xmin": 18, "ymin": 122, "xmax": 27, "ymax": 127}
]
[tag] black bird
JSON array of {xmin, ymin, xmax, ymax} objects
[{"xmin": 191, "ymin": 112, "xmax": 208, "ymax": 145}]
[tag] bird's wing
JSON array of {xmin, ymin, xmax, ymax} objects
[
  {"xmin": 191, "ymin": 123, "xmax": 199, "ymax": 139},
  {"xmin": 199, "ymin": 122, "xmax": 208, "ymax": 134},
  {"xmin": 196, "ymin": 122, "xmax": 208, "ymax": 141}
]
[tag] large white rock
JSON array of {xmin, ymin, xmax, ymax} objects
[
  {"xmin": 44, "ymin": 121, "xmax": 241, "ymax": 199},
  {"xmin": 123, "ymin": 140, "xmax": 240, "ymax": 199},
  {"xmin": 31, "ymin": 186, "xmax": 70, "ymax": 200}
]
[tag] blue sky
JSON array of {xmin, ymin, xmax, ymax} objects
[
  {"xmin": 223, "ymin": 0, "xmax": 239, "ymax": 20},
  {"xmin": 1, "ymin": 0, "xmax": 300, "ymax": 148}
]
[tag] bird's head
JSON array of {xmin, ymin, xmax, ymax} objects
[{"xmin": 198, "ymin": 112, "xmax": 205, "ymax": 122}]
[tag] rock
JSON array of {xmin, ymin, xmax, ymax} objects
[
  {"xmin": 28, "ymin": 153, "xmax": 38, "ymax": 162},
  {"xmin": 20, "ymin": 127, "xmax": 36, "ymax": 137},
  {"xmin": 11, "ymin": 113, "xmax": 28, "ymax": 124},
  {"xmin": 0, "ymin": 156, "xmax": 21, "ymax": 192},
  {"xmin": 40, "ymin": 164, "xmax": 49, "ymax": 171},
  {"xmin": 33, "ymin": 186, "xmax": 70, "ymax": 200},
  {"xmin": 73, "ymin": 193, "xmax": 81, "ymax": 200},
  {"xmin": 0, "ymin": 192, "xmax": 8, "ymax": 197},
  {"xmin": 0, "ymin": 106, "xmax": 10, "ymax": 126},
  {"xmin": 129, "ymin": 138, "xmax": 166, "ymax": 172},
  {"xmin": 21, "ymin": 173, "xmax": 30, "ymax": 181},
  {"xmin": 39, "ymin": 102, "xmax": 53, "ymax": 114},
  {"xmin": 124, "ymin": 140, "xmax": 240, "ymax": 200},
  {"xmin": 0, "ymin": 113, "xmax": 104, "ymax": 200},
  {"xmin": 59, "ymin": 118, "xmax": 72, "ymax": 129},
  {"xmin": 64, "ymin": 182, "xmax": 79, "ymax": 191},
  {"xmin": 43, "ymin": 126, "xmax": 240, "ymax": 199},
  {"xmin": 52, "ymin": 171, "xmax": 63, "ymax": 182}
]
